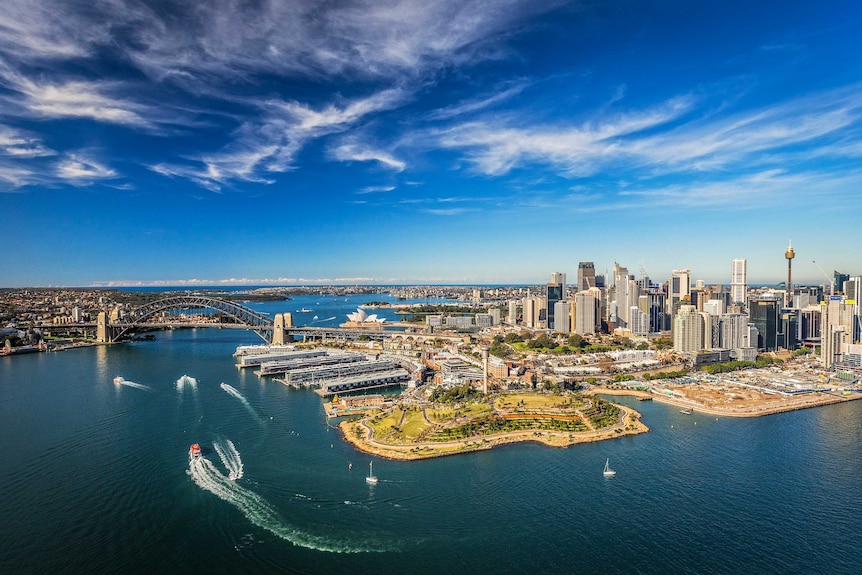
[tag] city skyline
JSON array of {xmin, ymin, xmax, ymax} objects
[{"xmin": 3, "ymin": 1, "xmax": 862, "ymax": 287}]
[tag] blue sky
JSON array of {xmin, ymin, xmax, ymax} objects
[{"xmin": 2, "ymin": 0, "xmax": 861, "ymax": 287}]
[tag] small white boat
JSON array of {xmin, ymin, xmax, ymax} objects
[
  {"xmin": 366, "ymin": 461, "xmax": 378, "ymax": 485},
  {"xmin": 603, "ymin": 458, "xmax": 616, "ymax": 477},
  {"xmin": 113, "ymin": 376, "xmax": 124, "ymax": 385},
  {"xmin": 680, "ymin": 408, "xmax": 693, "ymax": 415}
]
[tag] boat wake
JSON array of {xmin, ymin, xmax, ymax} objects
[
  {"xmin": 188, "ymin": 454, "xmax": 395, "ymax": 553},
  {"xmin": 113, "ymin": 377, "xmax": 151, "ymax": 391},
  {"xmin": 221, "ymin": 382, "xmax": 246, "ymax": 402},
  {"xmin": 213, "ymin": 437, "xmax": 244, "ymax": 480},
  {"xmin": 220, "ymin": 383, "xmax": 263, "ymax": 424},
  {"xmin": 176, "ymin": 375, "xmax": 197, "ymax": 392}
]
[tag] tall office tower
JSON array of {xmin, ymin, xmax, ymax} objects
[
  {"xmin": 594, "ymin": 274, "xmax": 606, "ymax": 288},
  {"xmin": 821, "ymin": 296, "xmax": 855, "ymax": 367},
  {"xmin": 779, "ymin": 309, "xmax": 800, "ymax": 350},
  {"xmin": 553, "ymin": 300, "xmax": 571, "ymax": 334},
  {"xmin": 668, "ymin": 269, "xmax": 692, "ymax": 324},
  {"xmin": 843, "ymin": 276, "xmax": 862, "ymax": 343},
  {"xmin": 522, "ymin": 297, "xmax": 538, "ymax": 328},
  {"xmin": 578, "ymin": 262, "xmax": 596, "ymax": 290},
  {"xmin": 673, "ymin": 304, "xmax": 706, "ymax": 352},
  {"xmin": 719, "ymin": 313, "xmax": 749, "ymax": 350},
  {"xmin": 784, "ymin": 241, "xmax": 795, "ymax": 307},
  {"xmin": 800, "ymin": 308, "xmax": 821, "ymax": 343},
  {"xmin": 508, "ymin": 301, "xmax": 518, "ymax": 324},
  {"xmin": 731, "ymin": 258, "xmax": 747, "ymax": 306},
  {"xmin": 643, "ymin": 290, "xmax": 667, "ymax": 332},
  {"xmin": 612, "ymin": 264, "xmax": 630, "ymax": 328},
  {"xmin": 749, "ymin": 298, "xmax": 781, "ymax": 351},
  {"xmin": 546, "ymin": 273, "xmax": 566, "ymax": 330},
  {"xmin": 835, "ymin": 270, "xmax": 850, "ymax": 294},
  {"xmin": 574, "ymin": 289, "xmax": 601, "ymax": 335}
]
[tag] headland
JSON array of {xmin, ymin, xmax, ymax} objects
[{"xmin": 337, "ymin": 391, "xmax": 648, "ymax": 460}]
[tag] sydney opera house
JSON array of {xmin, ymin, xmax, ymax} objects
[{"xmin": 341, "ymin": 308, "xmax": 387, "ymax": 328}]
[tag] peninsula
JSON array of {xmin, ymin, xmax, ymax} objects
[{"xmin": 338, "ymin": 390, "xmax": 647, "ymax": 460}]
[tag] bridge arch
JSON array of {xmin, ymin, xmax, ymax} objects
[{"xmin": 112, "ymin": 295, "xmax": 274, "ymax": 342}]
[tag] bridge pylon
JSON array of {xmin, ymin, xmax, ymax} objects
[{"xmin": 97, "ymin": 312, "xmax": 110, "ymax": 343}]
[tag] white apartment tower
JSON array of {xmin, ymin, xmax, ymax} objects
[
  {"xmin": 574, "ymin": 289, "xmax": 601, "ymax": 335},
  {"xmin": 731, "ymin": 258, "xmax": 748, "ymax": 306},
  {"xmin": 669, "ymin": 269, "xmax": 692, "ymax": 316},
  {"xmin": 673, "ymin": 304, "xmax": 706, "ymax": 353}
]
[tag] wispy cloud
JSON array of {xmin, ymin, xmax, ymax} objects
[
  {"xmin": 0, "ymin": 125, "xmax": 54, "ymax": 158},
  {"xmin": 0, "ymin": 59, "xmax": 156, "ymax": 128},
  {"xmin": 427, "ymin": 81, "xmax": 529, "ymax": 120},
  {"xmin": 357, "ymin": 185, "xmax": 396, "ymax": 194},
  {"xmin": 330, "ymin": 141, "xmax": 406, "ymax": 171},
  {"xmin": 57, "ymin": 154, "xmax": 117, "ymax": 183},
  {"xmin": 438, "ymin": 95, "xmax": 696, "ymax": 175},
  {"xmin": 437, "ymin": 83, "xmax": 862, "ymax": 188},
  {"xmin": 151, "ymin": 89, "xmax": 405, "ymax": 189}
]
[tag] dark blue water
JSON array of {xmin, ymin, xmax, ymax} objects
[{"xmin": 2, "ymin": 311, "xmax": 861, "ymax": 573}]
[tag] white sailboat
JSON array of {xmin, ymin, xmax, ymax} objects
[
  {"xmin": 603, "ymin": 458, "xmax": 616, "ymax": 477},
  {"xmin": 366, "ymin": 461, "xmax": 378, "ymax": 485}
]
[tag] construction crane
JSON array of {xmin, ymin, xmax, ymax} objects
[{"xmin": 812, "ymin": 260, "xmax": 835, "ymax": 296}]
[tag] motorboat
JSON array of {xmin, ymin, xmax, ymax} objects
[
  {"xmin": 113, "ymin": 376, "xmax": 124, "ymax": 385},
  {"xmin": 189, "ymin": 444, "xmax": 202, "ymax": 459}
]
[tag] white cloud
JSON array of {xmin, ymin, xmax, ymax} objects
[
  {"xmin": 357, "ymin": 185, "xmax": 396, "ymax": 194},
  {"xmin": 57, "ymin": 154, "xmax": 117, "ymax": 182},
  {"xmin": 151, "ymin": 89, "xmax": 405, "ymax": 189},
  {"xmin": 437, "ymin": 83, "xmax": 862, "ymax": 183},
  {"xmin": 331, "ymin": 141, "xmax": 406, "ymax": 171},
  {"xmin": 0, "ymin": 125, "xmax": 54, "ymax": 157}
]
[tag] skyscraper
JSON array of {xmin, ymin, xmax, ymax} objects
[
  {"xmin": 546, "ymin": 272, "xmax": 565, "ymax": 330},
  {"xmin": 574, "ymin": 289, "xmax": 601, "ymax": 335},
  {"xmin": 749, "ymin": 298, "xmax": 781, "ymax": 351},
  {"xmin": 668, "ymin": 269, "xmax": 691, "ymax": 327},
  {"xmin": 673, "ymin": 304, "xmax": 706, "ymax": 352},
  {"xmin": 577, "ymin": 262, "xmax": 596, "ymax": 291},
  {"xmin": 821, "ymin": 296, "xmax": 855, "ymax": 367},
  {"xmin": 731, "ymin": 258, "xmax": 747, "ymax": 306}
]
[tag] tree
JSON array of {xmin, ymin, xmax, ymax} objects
[{"xmin": 567, "ymin": 333, "xmax": 583, "ymax": 348}]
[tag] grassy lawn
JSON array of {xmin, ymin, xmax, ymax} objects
[
  {"xmin": 368, "ymin": 408, "xmax": 403, "ymax": 435},
  {"xmin": 399, "ymin": 409, "xmax": 432, "ymax": 439},
  {"xmin": 461, "ymin": 403, "xmax": 492, "ymax": 417},
  {"xmin": 497, "ymin": 392, "xmax": 584, "ymax": 410}
]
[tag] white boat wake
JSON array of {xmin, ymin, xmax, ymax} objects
[
  {"xmin": 220, "ymin": 383, "xmax": 263, "ymax": 424},
  {"xmin": 113, "ymin": 377, "xmax": 151, "ymax": 391},
  {"xmin": 188, "ymin": 453, "xmax": 394, "ymax": 553},
  {"xmin": 176, "ymin": 375, "xmax": 197, "ymax": 391},
  {"xmin": 213, "ymin": 437, "xmax": 243, "ymax": 480}
]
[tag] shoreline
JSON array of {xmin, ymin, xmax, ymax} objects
[
  {"xmin": 338, "ymin": 403, "xmax": 649, "ymax": 461},
  {"xmin": 592, "ymin": 386, "xmax": 862, "ymax": 417}
]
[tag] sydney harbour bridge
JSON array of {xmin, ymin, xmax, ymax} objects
[{"xmin": 85, "ymin": 294, "xmax": 452, "ymax": 345}]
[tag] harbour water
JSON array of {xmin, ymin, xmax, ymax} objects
[{"xmin": 2, "ymin": 295, "xmax": 861, "ymax": 574}]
